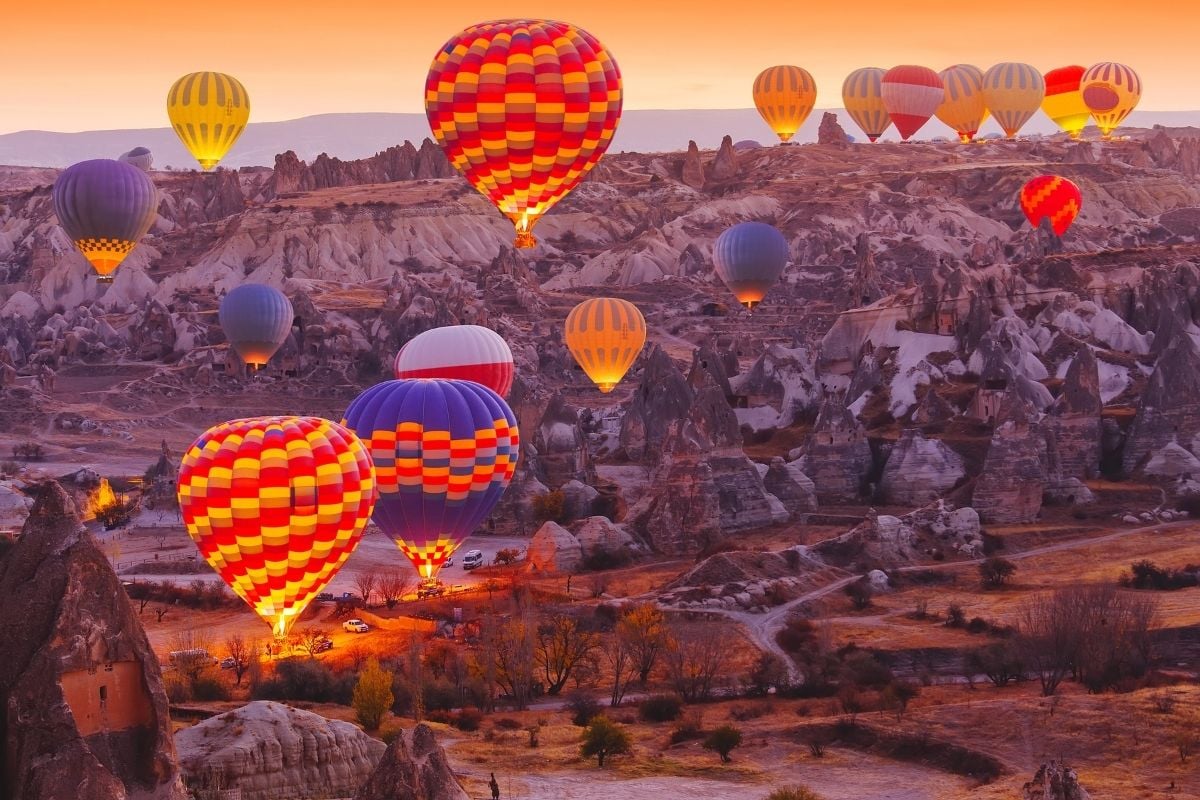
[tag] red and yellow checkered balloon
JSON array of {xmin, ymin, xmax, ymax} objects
[
  {"xmin": 1020, "ymin": 175, "xmax": 1082, "ymax": 237},
  {"xmin": 425, "ymin": 19, "xmax": 622, "ymax": 249},
  {"xmin": 177, "ymin": 416, "xmax": 376, "ymax": 637}
]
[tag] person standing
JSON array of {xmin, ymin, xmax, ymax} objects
[{"xmin": 488, "ymin": 772, "xmax": 500, "ymax": 800}]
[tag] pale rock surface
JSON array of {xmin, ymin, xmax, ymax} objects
[
  {"xmin": 879, "ymin": 429, "xmax": 965, "ymax": 506},
  {"xmin": 569, "ymin": 515, "xmax": 635, "ymax": 557},
  {"xmin": 527, "ymin": 521, "xmax": 583, "ymax": 573}
]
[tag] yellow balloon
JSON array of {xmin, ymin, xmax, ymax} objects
[
  {"xmin": 167, "ymin": 72, "xmax": 250, "ymax": 170},
  {"xmin": 842, "ymin": 68, "xmax": 891, "ymax": 142},
  {"xmin": 981, "ymin": 63, "xmax": 1044, "ymax": 139},
  {"xmin": 753, "ymin": 66, "xmax": 818, "ymax": 143},
  {"xmin": 1081, "ymin": 62, "xmax": 1142, "ymax": 139},
  {"xmin": 565, "ymin": 298, "xmax": 646, "ymax": 393},
  {"xmin": 1042, "ymin": 66, "xmax": 1092, "ymax": 139},
  {"xmin": 936, "ymin": 65, "xmax": 989, "ymax": 143}
]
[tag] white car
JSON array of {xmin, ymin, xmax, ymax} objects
[{"xmin": 342, "ymin": 619, "xmax": 369, "ymax": 633}]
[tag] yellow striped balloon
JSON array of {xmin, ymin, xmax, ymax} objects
[
  {"xmin": 167, "ymin": 72, "xmax": 250, "ymax": 170},
  {"xmin": 564, "ymin": 298, "xmax": 647, "ymax": 393},
  {"xmin": 981, "ymin": 63, "xmax": 1044, "ymax": 139},
  {"xmin": 842, "ymin": 68, "xmax": 891, "ymax": 142},
  {"xmin": 753, "ymin": 66, "xmax": 818, "ymax": 143},
  {"xmin": 936, "ymin": 65, "xmax": 989, "ymax": 143},
  {"xmin": 1081, "ymin": 62, "xmax": 1142, "ymax": 139}
]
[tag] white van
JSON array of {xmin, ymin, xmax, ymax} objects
[
  {"xmin": 169, "ymin": 648, "xmax": 215, "ymax": 667},
  {"xmin": 462, "ymin": 549, "xmax": 484, "ymax": 570}
]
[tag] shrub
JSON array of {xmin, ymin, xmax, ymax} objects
[
  {"xmin": 775, "ymin": 618, "xmax": 816, "ymax": 654},
  {"xmin": 12, "ymin": 442, "xmax": 43, "ymax": 461},
  {"xmin": 566, "ymin": 691, "xmax": 602, "ymax": 727},
  {"xmin": 191, "ymin": 676, "xmax": 231, "ymax": 701},
  {"xmin": 845, "ymin": 580, "xmax": 873, "ymax": 610},
  {"xmin": 1151, "ymin": 692, "xmax": 1177, "ymax": 714},
  {"xmin": 581, "ymin": 547, "xmax": 631, "ymax": 572},
  {"xmin": 747, "ymin": 652, "xmax": 789, "ymax": 696},
  {"xmin": 164, "ymin": 676, "xmax": 190, "ymax": 703},
  {"xmin": 494, "ymin": 717, "xmax": 523, "ymax": 730},
  {"xmin": 946, "ymin": 603, "xmax": 967, "ymax": 628},
  {"xmin": 766, "ymin": 787, "xmax": 825, "ymax": 800},
  {"xmin": 1120, "ymin": 560, "xmax": 1200, "ymax": 591},
  {"xmin": 580, "ymin": 716, "xmax": 632, "ymax": 767},
  {"xmin": 668, "ymin": 719, "xmax": 704, "ymax": 744},
  {"xmin": 702, "ymin": 724, "xmax": 743, "ymax": 762},
  {"xmin": 493, "ymin": 547, "xmax": 521, "ymax": 566},
  {"xmin": 532, "ymin": 490, "xmax": 567, "ymax": 523},
  {"xmin": 967, "ymin": 642, "xmax": 1024, "ymax": 687},
  {"xmin": 639, "ymin": 694, "xmax": 683, "ymax": 723},
  {"xmin": 966, "ymin": 617, "xmax": 990, "ymax": 634},
  {"xmin": 453, "ymin": 708, "xmax": 483, "ymax": 732},
  {"xmin": 353, "ymin": 658, "xmax": 395, "ymax": 731},
  {"xmin": 979, "ymin": 557, "xmax": 1017, "ymax": 588},
  {"xmin": 0, "ymin": 459, "xmax": 21, "ymax": 477},
  {"xmin": 729, "ymin": 703, "xmax": 768, "ymax": 722},
  {"xmin": 253, "ymin": 658, "xmax": 354, "ymax": 704}
]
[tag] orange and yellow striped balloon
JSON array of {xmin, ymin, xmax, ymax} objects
[
  {"xmin": 982, "ymin": 63, "xmax": 1044, "ymax": 139},
  {"xmin": 1042, "ymin": 66, "xmax": 1092, "ymax": 139},
  {"xmin": 842, "ymin": 68, "xmax": 891, "ymax": 142},
  {"xmin": 936, "ymin": 65, "xmax": 989, "ymax": 143},
  {"xmin": 177, "ymin": 416, "xmax": 376, "ymax": 637},
  {"xmin": 167, "ymin": 72, "xmax": 250, "ymax": 171},
  {"xmin": 1081, "ymin": 62, "xmax": 1142, "ymax": 139},
  {"xmin": 753, "ymin": 66, "xmax": 818, "ymax": 143},
  {"xmin": 565, "ymin": 298, "xmax": 646, "ymax": 392},
  {"xmin": 1020, "ymin": 175, "xmax": 1082, "ymax": 236}
]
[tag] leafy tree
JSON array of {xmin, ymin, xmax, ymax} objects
[
  {"xmin": 566, "ymin": 691, "xmax": 602, "ymax": 726},
  {"xmin": 353, "ymin": 658, "xmax": 394, "ymax": 731},
  {"xmin": 966, "ymin": 642, "xmax": 1024, "ymax": 687},
  {"xmin": 617, "ymin": 603, "xmax": 669, "ymax": 685},
  {"xmin": 532, "ymin": 490, "xmax": 567, "ymax": 523},
  {"xmin": 703, "ymin": 724, "xmax": 743, "ymax": 763},
  {"xmin": 580, "ymin": 716, "xmax": 632, "ymax": 767},
  {"xmin": 979, "ymin": 557, "xmax": 1018, "ymax": 588}
]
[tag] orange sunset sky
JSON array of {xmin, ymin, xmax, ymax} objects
[{"xmin": 1, "ymin": 0, "xmax": 1194, "ymax": 133}]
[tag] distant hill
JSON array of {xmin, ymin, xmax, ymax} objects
[{"xmin": 2, "ymin": 108, "xmax": 1198, "ymax": 169}]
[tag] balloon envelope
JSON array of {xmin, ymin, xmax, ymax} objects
[
  {"xmin": 881, "ymin": 66, "xmax": 943, "ymax": 141},
  {"xmin": 565, "ymin": 298, "xmax": 647, "ymax": 393},
  {"xmin": 167, "ymin": 72, "xmax": 250, "ymax": 170},
  {"xmin": 712, "ymin": 221, "xmax": 790, "ymax": 310},
  {"xmin": 341, "ymin": 379, "xmax": 519, "ymax": 579},
  {"xmin": 177, "ymin": 416, "xmax": 376, "ymax": 637},
  {"xmin": 1081, "ymin": 62, "xmax": 1142, "ymax": 139},
  {"xmin": 394, "ymin": 325, "xmax": 515, "ymax": 397},
  {"xmin": 119, "ymin": 147, "xmax": 153, "ymax": 172},
  {"xmin": 425, "ymin": 19, "xmax": 622, "ymax": 249},
  {"xmin": 982, "ymin": 63, "xmax": 1045, "ymax": 138},
  {"xmin": 52, "ymin": 159, "xmax": 157, "ymax": 280},
  {"xmin": 219, "ymin": 284, "xmax": 294, "ymax": 368},
  {"xmin": 1020, "ymin": 175, "xmax": 1082, "ymax": 236},
  {"xmin": 842, "ymin": 68, "xmax": 892, "ymax": 142},
  {"xmin": 1042, "ymin": 66, "xmax": 1091, "ymax": 139},
  {"xmin": 753, "ymin": 65, "xmax": 818, "ymax": 143},
  {"xmin": 936, "ymin": 65, "xmax": 988, "ymax": 143}
]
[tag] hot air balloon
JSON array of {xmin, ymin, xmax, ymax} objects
[
  {"xmin": 881, "ymin": 66, "xmax": 944, "ymax": 141},
  {"xmin": 341, "ymin": 379, "xmax": 519, "ymax": 580},
  {"xmin": 564, "ymin": 298, "xmax": 646, "ymax": 393},
  {"xmin": 167, "ymin": 71, "xmax": 250, "ymax": 170},
  {"xmin": 219, "ymin": 284, "xmax": 294, "ymax": 369},
  {"xmin": 842, "ymin": 68, "xmax": 892, "ymax": 142},
  {"xmin": 1081, "ymin": 62, "xmax": 1142, "ymax": 139},
  {"xmin": 52, "ymin": 159, "xmax": 157, "ymax": 283},
  {"xmin": 982, "ymin": 63, "xmax": 1045, "ymax": 139},
  {"xmin": 118, "ymin": 146, "xmax": 153, "ymax": 171},
  {"xmin": 1042, "ymin": 66, "xmax": 1091, "ymax": 139},
  {"xmin": 177, "ymin": 416, "xmax": 376, "ymax": 637},
  {"xmin": 394, "ymin": 325, "xmax": 515, "ymax": 397},
  {"xmin": 753, "ymin": 66, "xmax": 818, "ymax": 144},
  {"xmin": 936, "ymin": 65, "xmax": 988, "ymax": 143},
  {"xmin": 712, "ymin": 221, "xmax": 790, "ymax": 311},
  {"xmin": 1020, "ymin": 175, "xmax": 1082, "ymax": 236},
  {"xmin": 425, "ymin": 19, "xmax": 622, "ymax": 249}
]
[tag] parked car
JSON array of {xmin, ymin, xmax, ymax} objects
[
  {"xmin": 342, "ymin": 619, "xmax": 370, "ymax": 633},
  {"xmin": 316, "ymin": 592, "xmax": 334, "ymax": 601},
  {"xmin": 312, "ymin": 637, "xmax": 333, "ymax": 653},
  {"xmin": 444, "ymin": 555, "xmax": 454, "ymax": 567},
  {"xmin": 417, "ymin": 580, "xmax": 446, "ymax": 599},
  {"xmin": 169, "ymin": 648, "xmax": 216, "ymax": 667},
  {"xmin": 219, "ymin": 656, "xmax": 237, "ymax": 670},
  {"xmin": 462, "ymin": 549, "xmax": 484, "ymax": 570}
]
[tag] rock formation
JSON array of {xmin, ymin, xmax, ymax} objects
[
  {"xmin": 801, "ymin": 394, "xmax": 872, "ymax": 503},
  {"xmin": 817, "ymin": 112, "xmax": 849, "ymax": 147},
  {"xmin": 176, "ymin": 701, "xmax": 385, "ymax": 800},
  {"xmin": 0, "ymin": 481, "xmax": 185, "ymax": 800},
  {"xmin": 528, "ymin": 521, "xmax": 583, "ymax": 573},
  {"xmin": 620, "ymin": 346, "xmax": 695, "ymax": 463},
  {"xmin": 730, "ymin": 344, "xmax": 820, "ymax": 428},
  {"xmin": 533, "ymin": 393, "xmax": 592, "ymax": 488},
  {"xmin": 972, "ymin": 397, "xmax": 1046, "ymax": 524},
  {"xmin": 706, "ymin": 135, "xmax": 738, "ymax": 183},
  {"xmin": 879, "ymin": 429, "xmax": 966, "ymax": 506},
  {"xmin": 1022, "ymin": 761, "xmax": 1091, "ymax": 800},
  {"xmin": 1122, "ymin": 334, "xmax": 1200, "ymax": 475},
  {"xmin": 680, "ymin": 141, "xmax": 705, "ymax": 189},
  {"xmin": 267, "ymin": 140, "xmax": 453, "ymax": 197},
  {"xmin": 353, "ymin": 723, "xmax": 467, "ymax": 800},
  {"xmin": 570, "ymin": 515, "xmax": 635, "ymax": 557},
  {"xmin": 762, "ymin": 457, "xmax": 818, "ymax": 518},
  {"xmin": 1044, "ymin": 346, "xmax": 1102, "ymax": 480}
]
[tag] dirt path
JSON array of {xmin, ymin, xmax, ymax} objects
[{"xmin": 715, "ymin": 520, "xmax": 1193, "ymax": 681}]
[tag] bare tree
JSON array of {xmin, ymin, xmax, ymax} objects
[
  {"xmin": 354, "ymin": 569, "xmax": 380, "ymax": 608},
  {"xmin": 345, "ymin": 644, "xmax": 371, "ymax": 672},
  {"xmin": 154, "ymin": 605, "xmax": 169, "ymax": 623},
  {"xmin": 293, "ymin": 627, "xmax": 330, "ymax": 659},
  {"xmin": 171, "ymin": 629, "xmax": 213, "ymax": 685},
  {"xmin": 378, "ymin": 567, "xmax": 416, "ymax": 609},
  {"xmin": 535, "ymin": 614, "xmax": 600, "ymax": 695},
  {"xmin": 1017, "ymin": 591, "xmax": 1081, "ymax": 697},
  {"xmin": 663, "ymin": 622, "xmax": 728, "ymax": 702},
  {"xmin": 603, "ymin": 632, "xmax": 638, "ymax": 708},
  {"xmin": 493, "ymin": 613, "xmax": 536, "ymax": 709},
  {"xmin": 223, "ymin": 634, "xmax": 256, "ymax": 686}
]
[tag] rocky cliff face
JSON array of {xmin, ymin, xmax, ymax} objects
[
  {"xmin": 879, "ymin": 429, "xmax": 966, "ymax": 506},
  {"xmin": 1044, "ymin": 345, "xmax": 1103, "ymax": 480},
  {"xmin": 353, "ymin": 723, "xmax": 467, "ymax": 800},
  {"xmin": 620, "ymin": 346, "xmax": 696, "ymax": 463},
  {"xmin": 1122, "ymin": 334, "xmax": 1200, "ymax": 475},
  {"xmin": 972, "ymin": 398, "xmax": 1047, "ymax": 524},
  {"xmin": 0, "ymin": 481, "xmax": 185, "ymax": 800},
  {"xmin": 533, "ymin": 393, "xmax": 593, "ymax": 488},
  {"xmin": 176, "ymin": 701, "xmax": 385, "ymax": 800},
  {"xmin": 801, "ymin": 395, "xmax": 872, "ymax": 503},
  {"xmin": 267, "ymin": 140, "xmax": 454, "ymax": 197}
]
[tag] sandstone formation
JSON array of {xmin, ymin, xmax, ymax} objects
[
  {"xmin": 879, "ymin": 429, "xmax": 966, "ymax": 506},
  {"xmin": 817, "ymin": 112, "xmax": 849, "ymax": 147},
  {"xmin": 1043, "ymin": 345, "xmax": 1102, "ymax": 480},
  {"xmin": 620, "ymin": 346, "xmax": 694, "ymax": 463},
  {"xmin": 706, "ymin": 135, "xmax": 739, "ymax": 183},
  {"xmin": 1022, "ymin": 761, "xmax": 1091, "ymax": 800},
  {"xmin": 176, "ymin": 701, "xmax": 385, "ymax": 800},
  {"xmin": 972, "ymin": 398, "xmax": 1046, "ymax": 524},
  {"xmin": 533, "ymin": 393, "xmax": 592, "ymax": 488},
  {"xmin": 353, "ymin": 723, "xmax": 467, "ymax": 800},
  {"xmin": 1122, "ymin": 334, "xmax": 1200, "ymax": 475},
  {"xmin": 801, "ymin": 395, "xmax": 872, "ymax": 503},
  {"xmin": 0, "ymin": 481, "xmax": 185, "ymax": 800},
  {"xmin": 528, "ymin": 521, "xmax": 583, "ymax": 573},
  {"xmin": 267, "ymin": 140, "xmax": 453, "ymax": 197},
  {"xmin": 569, "ymin": 515, "xmax": 635, "ymax": 557},
  {"xmin": 762, "ymin": 457, "xmax": 818, "ymax": 518}
]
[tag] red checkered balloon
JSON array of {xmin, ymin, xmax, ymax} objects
[
  {"xmin": 1020, "ymin": 175, "xmax": 1082, "ymax": 236},
  {"xmin": 177, "ymin": 416, "xmax": 376, "ymax": 637},
  {"xmin": 425, "ymin": 19, "xmax": 622, "ymax": 249}
]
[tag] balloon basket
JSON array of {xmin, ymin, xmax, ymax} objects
[
  {"xmin": 513, "ymin": 231, "xmax": 537, "ymax": 249},
  {"xmin": 96, "ymin": 275, "xmax": 114, "ymax": 285}
]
